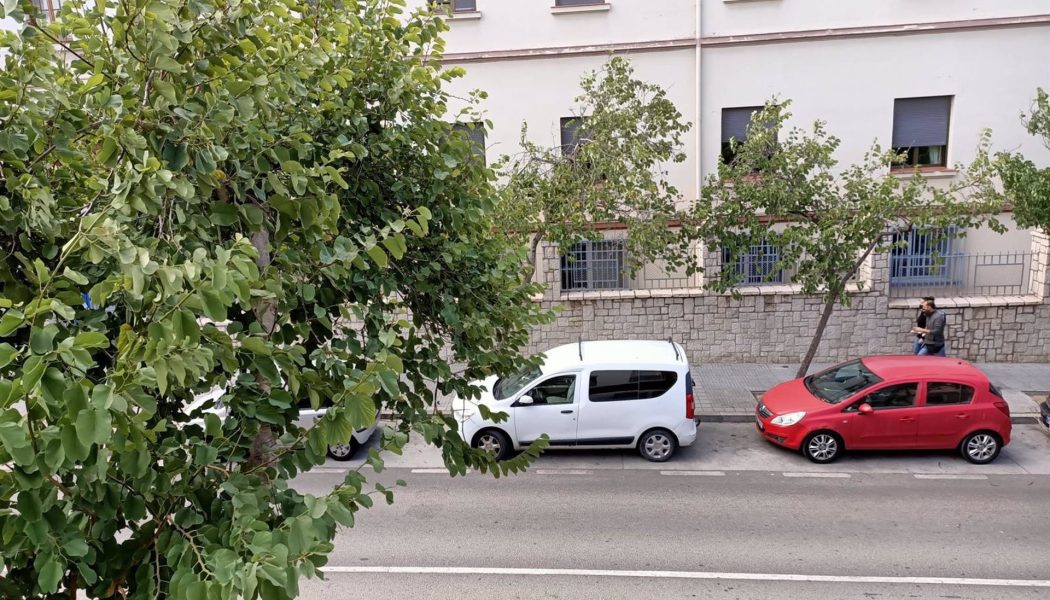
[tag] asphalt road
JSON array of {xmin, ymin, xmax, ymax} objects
[{"xmin": 291, "ymin": 423, "xmax": 1050, "ymax": 599}]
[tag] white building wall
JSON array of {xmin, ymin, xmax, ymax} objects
[
  {"xmin": 700, "ymin": 26, "xmax": 1050, "ymax": 176},
  {"xmin": 433, "ymin": 0, "xmax": 696, "ymax": 53},
  {"xmin": 444, "ymin": 49, "xmax": 700, "ymax": 206},
  {"xmin": 704, "ymin": 0, "xmax": 1050, "ymax": 37}
]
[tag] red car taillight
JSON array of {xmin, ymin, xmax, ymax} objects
[
  {"xmin": 993, "ymin": 400, "xmax": 1010, "ymax": 417},
  {"xmin": 686, "ymin": 391, "xmax": 695, "ymax": 420}
]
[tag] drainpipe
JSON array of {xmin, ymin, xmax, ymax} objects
[
  {"xmin": 693, "ymin": 0, "xmax": 704, "ymax": 286},
  {"xmin": 694, "ymin": 0, "xmax": 702, "ymax": 199}
]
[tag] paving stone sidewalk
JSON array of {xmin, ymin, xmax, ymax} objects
[{"xmin": 694, "ymin": 362, "xmax": 1050, "ymax": 422}]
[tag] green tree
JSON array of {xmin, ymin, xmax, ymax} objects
[
  {"xmin": 688, "ymin": 101, "xmax": 1002, "ymax": 377},
  {"xmin": 997, "ymin": 88, "xmax": 1050, "ymax": 234},
  {"xmin": 497, "ymin": 56, "xmax": 693, "ymax": 279},
  {"xmin": 0, "ymin": 0, "xmax": 548, "ymax": 598}
]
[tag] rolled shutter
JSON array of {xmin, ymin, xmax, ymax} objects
[
  {"xmin": 892, "ymin": 96, "xmax": 951, "ymax": 148},
  {"xmin": 721, "ymin": 107, "xmax": 760, "ymax": 143}
]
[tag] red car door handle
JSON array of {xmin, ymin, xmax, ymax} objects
[
  {"xmin": 900, "ymin": 417, "xmax": 916, "ymax": 423},
  {"xmin": 955, "ymin": 414, "xmax": 970, "ymax": 419}
]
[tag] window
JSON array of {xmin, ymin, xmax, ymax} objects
[
  {"xmin": 721, "ymin": 106, "xmax": 762, "ymax": 165},
  {"xmin": 850, "ymin": 383, "xmax": 919, "ymax": 411},
  {"xmin": 30, "ymin": 0, "xmax": 62, "ymax": 23},
  {"xmin": 522, "ymin": 375, "xmax": 577, "ymax": 406},
  {"xmin": 806, "ymin": 360, "xmax": 883, "ymax": 404},
  {"xmin": 890, "ymin": 227, "xmax": 959, "ymax": 285},
  {"xmin": 588, "ymin": 370, "xmax": 678, "ymax": 402},
  {"xmin": 721, "ymin": 240, "xmax": 783, "ymax": 284},
  {"xmin": 892, "ymin": 96, "xmax": 951, "ymax": 168},
  {"xmin": 560, "ymin": 116, "xmax": 590, "ymax": 157},
  {"xmin": 433, "ymin": 0, "xmax": 477, "ymax": 13},
  {"xmin": 560, "ymin": 240, "xmax": 626, "ymax": 291},
  {"xmin": 453, "ymin": 122, "xmax": 486, "ymax": 165},
  {"xmin": 925, "ymin": 382, "xmax": 975, "ymax": 406},
  {"xmin": 556, "ymin": 0, "xmax": 606, "ymax": 5},
  {"xmin": 493, "ymin": 364, "xmax": 542, "ymax": 400}
]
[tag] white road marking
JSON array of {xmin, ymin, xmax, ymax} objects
[
  {"xmin": 782, "ymin": 472, "xmax": 851, "ymax": 478},
  {"xmin": 913, "ymin": 474, "xmax": 988, "ymax": 480},
  {"xmin": 535, "ymin": 469, "xmax": 593, "ymax": 475},
  {"xmin": 410, "ymin": 468, "xmax": 453, "ymax": 474},
  {"xmin": 660, "ymin": 470, "xmax": 725, "ymax": 477},
  {"xmin": 318, "ymin": 566, "xmax": 1050, "ymax": 588}
]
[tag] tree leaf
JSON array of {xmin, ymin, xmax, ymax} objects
[
  {"xmin": 30, "ymin": 326, "xmax": 57, "ymax": 354},
  {"xmin": 365, "ymin": 245, "xmax": 388, "ymax": 268},
  {"xmin": 198, "ymin": 289, "xmax": 227, "ymax": 322},
  {"xmin": 0, "ymin": 310, "xmax": 24, "ymax": 337},
  {"xmin": 73, "ymin": 332, "xmax": 110, "ymax": 349},
  {"xmin": 37, "ymin": 554, "xmax": 63, "ymax": 594},
  {"xmin": 0, "ymin": 342, "xmax": 17, "ymax": 368}
]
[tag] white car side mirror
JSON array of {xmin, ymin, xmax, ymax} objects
[{"xmin": 518, "ymin": 395, "xmax": 534, "ymax": 405}]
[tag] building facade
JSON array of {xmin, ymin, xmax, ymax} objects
[{"xmin": 419, "ymin": 0, "xmax": 1050, "ymax": 364}]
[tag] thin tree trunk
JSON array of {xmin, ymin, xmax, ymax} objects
[
  {"xmin": 524, "ymin": 231, "xmax": 544, "ymax": 283},
  {"xmin": 797, "ymin": 289, "xmax": 839, "ymax": 378},
  {"xmin": 796, "ymin": 240, "xmax": 881, "ymax": 378},
  {"xmin": 248, "ymin": 226, "xmax": 277, "ymax": 473}
]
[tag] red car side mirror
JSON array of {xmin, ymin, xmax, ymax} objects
[{"xmin": 858, "ymin": 403, "xmax": 874, "ymax": 416}]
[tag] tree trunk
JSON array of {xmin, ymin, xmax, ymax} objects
[
  {"xmin": 524, "ymin": 231, "xmax": 544, "ymax": 283},
  {"xmin": 248, "ymin": 227, "xmax": 276, "ymax": 473},
  {"xmin": 795, "ymin": 240, "xmax": 881, "ymax": 378},
  {"xmin": 796, "ymin": 288, "xmax": 839, "ymax": 378}
]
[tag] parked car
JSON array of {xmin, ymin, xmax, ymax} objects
[
  {"xmin": 189, "ymin": 387, "xmax": 378, "ymax": 461},
  {"xmin": 1038, "ymin": 397, "xmax": 1050, "ymax": 435},
  {"xmin": 755, "ymin": 356, "xmax": 1011, "ymax": 464},
  {"xmin": 453, "ymin": 340, "xmax": 698, "ymax": 462}
]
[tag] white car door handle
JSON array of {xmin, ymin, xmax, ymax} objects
[{"xmin": 560, "ymin": 409, "xmax": 574, "ymax": 414}]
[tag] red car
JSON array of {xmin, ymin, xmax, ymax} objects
[{"xmin": 755, "ymin": 356, "xmax": 1011, "ymax": 464}]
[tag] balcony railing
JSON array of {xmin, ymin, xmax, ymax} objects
[{"xmin": 889, "ymin": 251, "xmax": 1033, "ymax": 298}]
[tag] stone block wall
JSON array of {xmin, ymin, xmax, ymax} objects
[{"xmin": 528, "ymin": 235, "xmax": 1050, "ymax": 364}]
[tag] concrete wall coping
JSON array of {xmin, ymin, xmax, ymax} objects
[{"xmin": 887, "ymin": 295, "xmax": 1044, "ymax": 309}]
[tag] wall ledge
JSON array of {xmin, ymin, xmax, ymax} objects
[{"xmin": 888, "ymin": 295, "xmax": 1044, "ymax": 309}]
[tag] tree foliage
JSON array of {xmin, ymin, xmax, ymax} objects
[
  {"xmin": 997, "ymin": 87, "xmax": 1050, "ymax": 234},
  {"xmin": 687, "ymin": 100, "xmax": 1002, "ymax": 376},
  {"xmin": 0, "ymin": 0, "xmax": 548, "ymax": 597},
  {"xmin": 496, "ymin": 56, "xmax": 692, "ymax": 276}
]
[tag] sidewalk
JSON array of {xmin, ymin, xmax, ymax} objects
[{"xmin": 695, "ymin": 362, "xmax": 1050, "ymax": 423}]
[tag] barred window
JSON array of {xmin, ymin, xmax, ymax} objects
[
  {"xmin": 722, "ymin": 240, "xmax": 782, "ymax": 284},
  {"xmin": 890, "ymin": 227, "xmax": 958, "ymax": 285},
  {"xmin": 560, "ymin": 240, "xmax": 626, "ymax": 291}
]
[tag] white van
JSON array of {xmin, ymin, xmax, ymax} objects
[{"xmin": 453, "ymin": 340, "xmax": 698, "ymax": 462}]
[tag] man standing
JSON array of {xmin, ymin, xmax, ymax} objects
[
  {"xmin": 912, "ymin": 296, "xmax": 935, "ymax": 354},
  {"xmin": 915, "ymin": 299, "xmax": 947, "ymax": 356}
]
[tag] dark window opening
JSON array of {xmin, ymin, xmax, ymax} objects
[
  {"xmin": 588, "ymin": 370, "xmax": 678, "ymax": 402},
  {"xmin": 925, "ymin": 383, "xmax": 975, "ymax": 406}
]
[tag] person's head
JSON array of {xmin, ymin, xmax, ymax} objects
[
  {"xmin": 920, "ymin": 296, "xmax": 934, "ymax": 310},
  {"xmin": 922, "ymin": 299, "xmax": 937, "ymax": 315}
]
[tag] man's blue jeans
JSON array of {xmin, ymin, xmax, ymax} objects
[{"xmin": 918, "ymin": 343, "xmax": 947, "ymax": 357}]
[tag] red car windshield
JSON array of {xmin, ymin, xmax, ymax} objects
[{"xmin": 804, "ymin": 360, "xmax": 883, "ymax": 404}]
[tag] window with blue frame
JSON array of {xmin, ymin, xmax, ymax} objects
[
  {"xmin": 890, "ymin": 228, "xmax": 959, "ymax": 285},
  {"xmin": 722, "ymin": 240, "xmax": 783, "ymax": 284}
]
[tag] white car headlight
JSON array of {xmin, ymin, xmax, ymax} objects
[{"xmin": 771, "ymin": 411, "xmax": 806, "ymax": 426}]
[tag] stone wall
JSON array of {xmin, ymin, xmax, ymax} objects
[{"xmin": 528, "ymin": 233, "xmax": 1050, "ymax": 365}]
